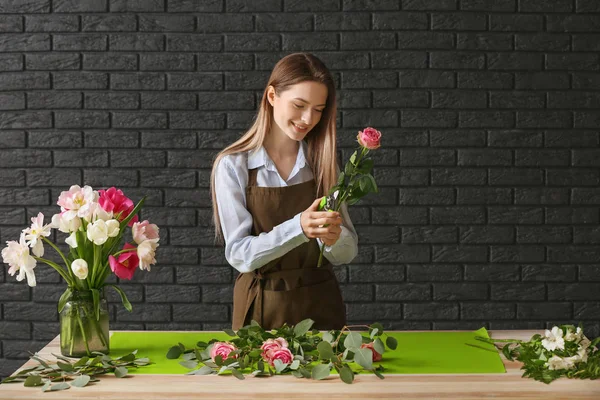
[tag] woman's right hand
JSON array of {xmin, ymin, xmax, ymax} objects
[{"xmin": 300, "ymin": 197, "xmax": 342, "ymax": 239}]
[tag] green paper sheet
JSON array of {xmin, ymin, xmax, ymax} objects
[{"xmin": 109, "ymin": 327, "xmax": 505, "ymax": 375}]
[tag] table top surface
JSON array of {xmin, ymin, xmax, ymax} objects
[{"xmin": 1, "ymin": 330, "xmax": 600, "ymax": 400}]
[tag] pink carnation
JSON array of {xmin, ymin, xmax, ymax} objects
[
  {"xmin": 98, "ymin": 187, "xmax": 138, "ymax": 227},
  {"xmin": 357, "ymin": 127, "xmax": 382, "ymax": 150},
  {"xmin": 210, "ymin": 342, "xmax": 237, "ymax": 362}
]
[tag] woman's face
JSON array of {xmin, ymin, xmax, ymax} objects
[{"xmin": 267, "ymin": 81, "xmax": 328, "ymax": 142}]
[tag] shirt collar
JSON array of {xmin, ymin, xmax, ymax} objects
[{"xmin": 248, "ymin": 140, "xmax": 308, "ymax": 171}]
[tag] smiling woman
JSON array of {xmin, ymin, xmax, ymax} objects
[{"xmin": 209, "ymin": 53, "xmax": 359, "ymax": 331}]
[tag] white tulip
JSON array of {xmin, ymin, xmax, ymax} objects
[
  {"xmin": 65, "ymin": 232, "xmax": 78, "ymax": 248},
  {"xmin": 106, "ymin": 219, "xmax": 120, "ymax": 238},
  {"xmin": 1, "ymin": 232, "xmax": 37, "ymax": 287},
  {"xmin": 51, "ymin": 213, "xmax": 81, "ymax": 233},
  {"xmin": 71, "ymin": 259, "xmax": 88, "ymax": 280},
  {"xmin": 87, "ymin": 219, "xmax": 109, "ymax": 245},
  {"xmin": 137, "ymin": 239, "xmax": 158, "ymax": 271}
]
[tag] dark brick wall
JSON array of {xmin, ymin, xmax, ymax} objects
[{"xmin": 2, "ymin": 0, "xmax": 600, "ymax": 377}]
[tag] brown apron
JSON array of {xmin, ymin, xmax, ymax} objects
[{"xmin": 231, "ymin": 167, "xmax": 347, "ymax": 331}]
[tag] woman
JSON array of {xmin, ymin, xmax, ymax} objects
[{"xmin": 210, "ymin": 53, "xmax": 358, "ymax": 331}]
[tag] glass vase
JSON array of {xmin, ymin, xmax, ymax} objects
[{"xmin": 59, "ymin": 289, "xmax": 110, "ymax": 357}]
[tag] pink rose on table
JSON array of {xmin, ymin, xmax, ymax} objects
[
  {"xmin": 108, "ymin": 243, "xmax": 139, "ymax": 280},
  {"xmin": 260, "ymin": 337, "xmax": 289, "ymax": 361},
  {"xmin": 360, "ymin": 342, "xmax": 382, "ymax": 362},
  {"xmin": 266, "ymin": 347, "xmax": 294, "ymax": 367},
  {"xmin": 357, "ymin": 127, "xmax": 382, "ymax": 150},
  {"xmin": 132, "ymin": 220, "xmax": 160, "ymax": 244},
  {"xmin": 98, "ymin": 187, "xmax": 138, "ymax": 227},
  {"xmin": 210, "ymin": 342, "xmax": 238, "ymax": 362}
]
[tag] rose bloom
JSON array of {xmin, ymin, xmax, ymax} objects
[
  {"xmin": 361, "ymin": 342, "xmax": 383, "ymax": 362},
  {"xmin": 260, "ymin": 337, "xmax": 289, "ymax": 359},
  {"xmin": 210, "ymin": 342, "xmax": 238, "ymax": 362},
  {"xmin": 357, "ymin": 127, "xmax": 381, "ymax": 150},
  {"xmin": 266, "ymin": 347, "xmax": 294, "ymax": 367}
]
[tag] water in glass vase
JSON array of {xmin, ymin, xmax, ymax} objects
[{"xmin": 60, "ymin": 289, "xmax": 110, "ymax": 357}]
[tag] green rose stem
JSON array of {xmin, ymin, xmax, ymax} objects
[{"xmin": 317, "ymin": 147, "xmax": 369, "ymax": 268}]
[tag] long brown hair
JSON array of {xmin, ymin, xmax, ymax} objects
[{"xmin": 210, "ymin": 52, "xmax": 338, "ymax": 245}]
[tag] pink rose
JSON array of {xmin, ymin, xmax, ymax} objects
[
  {"xmin": 108, "ymin": 243, "xmax": 139, "ymax": 280},
  {"xmin": 98, "ymin": 187, "xmax": 138, "ymax": 227},
  {"xmin": 360, "ymin": 342, "xmax": 382, "ymax": 362},
  {"xmin": 357, "ymin": 127, "xmax": 382, "ymax": 150},
  {"xmin": 266, "ymin": 347, "xmax": 294, "ymax": 367},
  {"xmin": 210, "ymin": 342, "xmax": 238, "ymax": 362},
  {"xmin": 132, "ymin": 220, "xmax": 160, "ymax": 245},
  {"xmin": 260, "ymin": 337, "xmax": 289, "ymax": 360}
]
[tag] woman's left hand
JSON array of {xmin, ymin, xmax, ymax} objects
[{"xmin": 320, "ymin": 223, "xmax": 342, "ymax": 247}]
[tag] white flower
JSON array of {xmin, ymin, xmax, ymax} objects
[
  {"xmin": 576, "ymin": 346, "xmax": 589, "ymax": 363},
  {"xmin": 542, "ymin": 326, "xmax": 565, "ymax": 351},
  {"xmin": 65, "ymin": 232, "xmax": 78, "ymax": 248},
  {"xmin": 546, "ymin": 355, "xmax": 575, "ymax": 370},
  {"xmin": 137, "ymin": 239, "xmax": 158, "ymax": 271},
  {"xmin": 71, "ymin": 259, "xmax": 88, "ymax": 280},
  {"xmin": 579, "ymin": 336, "xmax": 591, "ymax": 350},
  {"xmin": 23, "ymin": 212, "xmax": 51, "ymax": 257},
  {"xmin": 87, "ymin": 219, "xmax": 109, "ymax": 245},
  {"xmin": 1, "ymin": 232, "xmax": 37, "ymax": 287},
  {"xmin": 105, "ymin": 219, "xmax": 120, "ymax": 238},
  {"xmin": 87, "ymin": 202, "xmax": 113, "ymax": 223},
  {"xmin": 565, "ymin": 327, "xmax": 583, "ymax": 342},
  {"xmin": 132, "ymin": 220, "xmax": 159, "ymax": 245},
  {"xmin": 51, "ymin": 212, "xmax": 81, "ymax": 233}
]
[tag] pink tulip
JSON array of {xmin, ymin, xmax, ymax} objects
[
  {"xmin": 98, "ymin": 187, "xmax": 138, "ymax": 227},
  {"xmin": 109, "ymin": 243, "xmax": 139, "ymax": 280},
  {"xmin": 132, "ymin": 220, "xmax": 159, "ymax": 245}
]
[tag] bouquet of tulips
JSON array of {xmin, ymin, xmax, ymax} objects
[{"xmin": 1, "ymin": 185, "xmax": 159, "ymax": 356}]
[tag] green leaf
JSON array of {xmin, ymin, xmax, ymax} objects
[
  {"xmin": 354, "ymin": 348, "xmax": 373, "ymax": 370},
  {"xmin": 356, "ymin": 158, "xmax": 374, "ymax": 174},
  {"xmin": 166, "ymin": 346, "xmax": 182, "ymax": 359},
  {"xmin": 120, "ymin": 196, "xmax": 146, "ymax": 229},
  {"xmin": 370, "ymin": 328, "xmax": 379, "ymax": 339},
  {"xmin": 290, "ymin": 360, "xmax": 300, "ymax": 370},
  {"xmin": 322, "ymin": 332, "xmax": 334, "ymax": 344},
  {"xmin": 224, "ymin": 329, "xmax": 236, "ymax": 337},
  {"xmin": 273, "ymin": 359, "xmax": 287, "ymax": 374},
  {"xmin": 374, "ymin": 370, "xmax": 385, "ymax": 380},
  {"xmin": 114, "ymin": 366, "xmax": 128, "ymax": 378},
  {"xmin": 386, "ymin": 336, "xmax": 398, "ymax": 350},
  {"xmin": 293, "ymin": 319, "xmax": 314, "ymax": 337},
  {"xmin": 108, "ymin": 285, "xmax": 132, "ymax": 312},
  {"xmin": 374, "ymin": 338, "xmax": 385, "ymax": 355},
  {"xmin": 345, "ymin": 160, "xmax": 354, "ymax": 176},
  {"xmin": 370, "ymin": 323, "xmax": 384, "ymax": 336},
  {"xmin": 340, "ymin": 365, "xmax": 354, "ymax": 384},
  {"xmin": 311, "ymin": 364, "xmax": 330, "ymax": 380},
  {"xmin": 188, "ymin": 365, "xmax": 214, "ymax": 375},
  {"xmin": 291, "ymin": 370, "xmax": 303, "ymax": 378},
  {"xmin": 349, "ymin": 151, "xmax": 358, "ymax": 165},
  {"xmin": 50, "ymin": 382, "xmax": 70, "ymax": 391},
  {"xmin": 214, "ymin": 355, "xmax": 224, "ymax": 367},
  {"xmin": 71, "ymin": 375, "xmax": 90, "ymax": 388},
  {"xmin": 367, "ymin": 174, "xmax": 378, "ymax": 193},
  {"xmin": 317, "ymin": 341, "xmax": 335, "ymax": 360},
  {"xmin": 179, "ymin": 360, "xmax": 198, "ymax": 370},
  {"xmin": 58, "ymin": 288, "xmax": 72, "ymax": 314},
  {"xmin": 337, "ymin": 172, "xmax": 346, "ymax": 186},
  {"xmin": 299, "ymin": 367, "xmax": 311, "ymax": 379},
  {"xmin": 57, "ymin": 361, "xmax": 73, "ymax": 372},
  {"xmin": 73, "ymin": 357, "xmax": 89, "ymax": 368},
  {"xmin": 343, "ymin": 332, "xmax": 363, "ymax": 350},
  {"xmin": 230, "ymin": 368, "xmax": 245, "ymax": 380},
  {"xmin": 24, "ymin": 375, "xmax": 43, "ymax": 387}
]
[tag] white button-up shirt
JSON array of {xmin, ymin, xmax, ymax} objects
[{"xmin": 214, "ymin": 140, "xmax": 359, "ymax": 273}]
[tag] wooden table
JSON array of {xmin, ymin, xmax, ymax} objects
[{"xmin": 1, "ymin": 330, "xmax": 600, "ymax": 399}]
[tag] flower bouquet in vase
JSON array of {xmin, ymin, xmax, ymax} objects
[
  {"xmin": 1, "ymin": 185, "xmax": 160, "ymax": 357},
  {"xmin": 317, "ymin": 127, "xmax": 381, "ymax": 267}
]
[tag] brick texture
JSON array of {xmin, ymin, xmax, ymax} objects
[{"xmin": 1, "ymin": 0, "xmax": 600, "ymax": 379}]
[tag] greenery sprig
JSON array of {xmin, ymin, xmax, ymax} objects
[
  {"xmin": 166, "ymin": 318, "xmax": 397, "ymax": 384},
  {"xmin": 0, "ymin": 350, "xmax": 151, "ymax": 392},
  {"xmin": 476, "ymin": 324, "xmax": 600, "ymax": 384}
]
